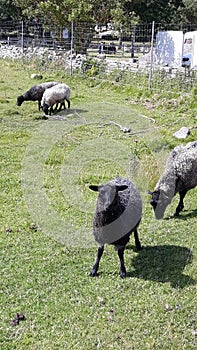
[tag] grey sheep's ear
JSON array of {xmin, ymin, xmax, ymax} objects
[
  {"xmin": 89, "ymin": 185, "xmax": 99, "ymax": 192},
  {"xmin": 116, "ymin": 185, "xmax": 128, "ymax": 192},
  {"xmin": 147, "ymin": 190, "xmax": 153, "ymax": 195}
]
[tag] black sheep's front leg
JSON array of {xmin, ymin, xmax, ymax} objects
[
  {"xmin": 66, "ymin": 98, "xmax": 70, "ymax": 108},
  {"xmin": 49, "ymin": 106, "xmax": 54, "ymax": 115},
  {"xmin": 61, "ymin": 101, "xmax": 66, "ymax": 110},
  {"xmin": 134, "ymin": 228, "xmax": 142, "ymax": 251},
  {"xmin": 54, "ymin": 103, "xmax": 59, "ymax": 111},
  {"xmin": 118, "ymin": 247, "xmax": 126, "ymax": 278},
  {"xmin": 58, "ymin": 101, "xmax": 66, "ymax": 112},
  {"xmin": 90, "ymin": 246, "xmax": 104, "ymax": 277},
  {"xmin": 174, "ymin": 189, "xmax": 188, "ymax": 216}
]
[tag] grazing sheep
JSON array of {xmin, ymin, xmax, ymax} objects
[
  {"xmin": 41, "ymin": 83, "xmax": 71, "ymax": 115},
  {"xmin": 89, "ymin": 176, "xmax": 142, "ymax": 278},
  {"xmin": 98, "ymin": 42, "xmax": 116, "ymax": 54},
  {"xmin": 17, "ymin": 82, "xmax": 59, "ymax": 110},
  {"xmin": 148, "ymin": 140, "xmax": 197, "ymax": 219}
]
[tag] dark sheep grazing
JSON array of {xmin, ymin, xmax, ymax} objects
[
  {"xmin": 98, "ymin": 42, "xmax": 116, "ymax": 54},
  {"xmin": 148, "ymin": 140, "xmax": 197, "ymax": 219},
  {"xmin": 17, "ymin": 82, "xmax": 59, "ymax": 110},
  {"xmin": 89, "ymin": 176, "xmax": 142, "ymax": 278}
]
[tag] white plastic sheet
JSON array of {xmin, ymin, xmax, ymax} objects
[{"xmin": 156, "ymin": 31, "xmax": 183, "ymax": 67}]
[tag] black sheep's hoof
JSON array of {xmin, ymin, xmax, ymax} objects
[
  {"xmin": 16, "ymin": 313, "xmax": 25, "ymax": 321},
  {"xmin": 90, "ymin": 269, "xmax": 98, "ymax": 277},
  {"xmin": 120, "ymin": 270, "xmax": 126, "ymax": 278},
  {"xmin": 10, "ymin": 319, "xmax": 19, "ymax": 327},
  {"xmin": 174, "ymin": 205, "xmax": 184, "ymax": 217}
]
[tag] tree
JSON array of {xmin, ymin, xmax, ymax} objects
[
  {"xmin": 129, "ymin": 0, "xmax": 186, "ymax": 25},
  {"xmin": 10, "ymin": 0, "xmax": 197, "ymax": 28},
  {"xmin": 13, "ymin": 0, "xmax": 139, "ymax": 52},
  {"xmin": 14, "ymin": 0, "xmax": 95, "ymax": 26},
  {"xmin": 181, "ymin": 0, "xmax": 197, "ymax": 27},
  {"xmin": 111, "ymin": 2, "xmax": 139, "ymax": 29},
  {"xmin": 12, "ymin": 0, "xmax": 197, "ymax": 54},
  {"xmin": 13, "ymin": 0, "xmax": 138, "ymax": 27},
  {"xmin": 13, "ymin": 0, "xmax": 93, "ymax": 52},
  {"xmin": 0, "ymin": 0, "xmax": 22, "ymax": 23}
]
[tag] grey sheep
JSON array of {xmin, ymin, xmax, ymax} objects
[
  {"xmin": 17, "ymin": 82, "xmax": 59, "ymax": 110},
  {"xmin": 148, "ymin": 140, "xmax": 197, "ymax": 219},
  {"xmin": 41, "ymin": 83, "xmax": 70, "ymax": 115},
  {"xmin": 89, "ymin": 176, "xmax": 142, "ymax": 278}
]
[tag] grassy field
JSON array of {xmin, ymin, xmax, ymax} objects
[{"xmin": 0, "ymin": 59, "xmax": 196, "ymax": 349}]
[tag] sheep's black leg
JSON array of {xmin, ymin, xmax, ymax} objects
[
  {"xmin": 49, "ymin": 106, "xmax": 54, "ymax": 115},
  {"xmin": 118, "ymin": 247, "xmax": 126, "ymax": 278},
  {"xmin": 54, "ymin": 103, "xmax": 59, "ymax": 111},
  {"xmin": 90, "ymin": 246, "xmax": 104, "ymax": 277},
  {"xmin": 38, "ymin": 101, "xmax": 41, "ymax": 111},
  {"xmin": 134, "ymin": 228, "xmax": 142, "ymax": 251},
  {"xmin": 58, "ymin": 102, "xmax": 64, "ymax": 112},
  {"xmin": 174, "ymin": 190, "xmax": 188, "ymax": 216},
  {"xmin": 66, "ymin": 98, "xmax": 70, "ymax": 108}
]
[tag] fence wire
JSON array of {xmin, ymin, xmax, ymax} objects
[{"xmin": 0, "ymin": 20, "xmax": 197, "ymax": 94}]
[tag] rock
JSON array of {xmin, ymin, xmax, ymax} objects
[
  {"xmin": 173, "ymin": 127, "xmax": 190, "ymax": 139},
  {"xmin": 31, "ymin": 74, "xmax": 43, "ymax": 79}
]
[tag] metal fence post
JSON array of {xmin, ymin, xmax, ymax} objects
[
  {"xmin": 21, "ymin": 20, "xmax": 24, "ymax": 64},
  {"xmin": 70, "ymin": 21, "xmax": 74, "ymax": 77},
  {"xmin": 131, "ymin": 26, "xmax": 136, "ymax": 59},
  {"xmin": 148, "ymin": 21, "xmax": 155, "ymax": 91}
]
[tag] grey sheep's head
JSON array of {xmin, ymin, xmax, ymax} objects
[{"xmin": 148, "ymin": 189, "xmax": 171, "ymax": 219}]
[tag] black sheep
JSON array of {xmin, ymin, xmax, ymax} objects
[
  {"xmin": 17, "ymin": 81, "xmax": 59, "ymax": 110},
  {"xmin": 89, "ymin": 177, "xmax": 142, "ymax": 278}
]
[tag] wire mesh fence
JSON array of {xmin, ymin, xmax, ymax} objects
[
  {"xmin": 0, "ymin": 20, "xmax": 71, "ymax": 48},
  {"xmin": 0, "ymin": 20, "xmax": 197, "ymax": 94}
]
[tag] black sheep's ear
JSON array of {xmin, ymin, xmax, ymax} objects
[
  {"xmin": 89, "ymin": 185, "xmax": 99, "ymax": 192},
  {"xmin": 116, "ymin": 185, "xmax": 128, "ymax": 192}
]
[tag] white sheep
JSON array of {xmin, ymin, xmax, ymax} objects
[
  {"xmin": 41, "ymin": 83, "xmax": 71, "ymax": 115},
  {"xmin": 89, "ymin": 176, "xmax": 142, "ymax": 278},
  {"xmin": 148, "ymin": 140, "xmax": 197, "ymax": 219}
]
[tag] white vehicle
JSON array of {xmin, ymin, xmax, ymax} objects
[{"xmin": 98, "ymin": 30, "xmax": 119, "ymax": 40}]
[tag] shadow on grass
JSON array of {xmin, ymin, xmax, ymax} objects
[
  {"xmin": 175, "ymin": 209, "xmax": 197, "ymax": 220},
  {"xmin": 164, "ymin": 209, "xmax": 197, "ymax": 221},
  {"xmin": 58, "ymin": 108, "xmax": 89, "ymax": 116},
  {"xmin": 35, "ymin": 108, "xmax": 89, "ymax": 120},
  {"xmin": 68, "ymin": 108, "xmax": 89, "ymax": 114},
  {"xmin": 48, "ymin": 108, "xmax": 89, "ymax": 122},
  {"xmin": 127, "ymin": 245, "xmax": 196, "ymax": 288}
]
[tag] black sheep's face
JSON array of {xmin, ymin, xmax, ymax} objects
[
  {"xmin": 17, "ymin": 96, "xmax": 24, "ymax": 106},
  {"xmin": 148, "ymin": 189, "xmax": 169, "ymax": 219},
  {"xmin": 99, "ymin": 185, "xmax": 117, "ymax": 211},
  {"xmin": 89, "ymin": 184, "xmax": 128, "ymax": 212}
]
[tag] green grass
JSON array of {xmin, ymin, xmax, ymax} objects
[{"xmin": 0, "ymin": 59, "xmax": 196, "ymax": 349}]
